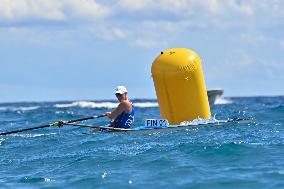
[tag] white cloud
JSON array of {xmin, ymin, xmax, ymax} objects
[
  {"xmin": 0, "ymin": 0, "xmax": 284, "ymax": 48},
  {"xmin": 0, "ymin": 0, "xmax": 109, "ymax": 22},
  {"xmin": 1, "ymin": 0, "xmax": 283, "ymax": 28},
  {"xmin": 226, "ymin": 0, "xmax": 254, "ymax": 15},
  {"xmin": 119, "ymin": 0, "xmax": 151, "ymax": 11},
  {"xmin": 116, "ymin": 0, "xmax": 254, "ymax": 16}
]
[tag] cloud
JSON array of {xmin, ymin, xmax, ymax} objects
[
  {"xmin": 116, "ymin": 0, "xmax": 254, "ymax": 16},
  {"xmin": 0, "ymin": 0, "xmax": 284, "ymax": 48},
  {"xmin": 0, "ymin": 0, "xmax": 272, "ymax": 28},
  {"xmin": 0, "ymin": 0, "xmax": 109, "ymax": 23},
  {"xmin": 118, "ymin": 0, "xmax": 151, "ymax": 11},
  {"xmin": 117, "ymin": 0, "xmax": 222, "ymax": 15},
  {"xmin": 114, "ymin": 0, "xmax": 284, "ymax": 31},
  {"xmin": 105, "ymin": 0, "xmax": 284, "ymax": 48}
]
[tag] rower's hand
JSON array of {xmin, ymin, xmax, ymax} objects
[
  {"xmin": 104, "ymin": 112, "xmax": 111, "ymax": 117},
  {"xmin": 51, "ymin": 120, "xmax": 64, "ymax": 127}
]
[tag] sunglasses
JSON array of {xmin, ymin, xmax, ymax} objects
[{"xmin": 115, "ymin": 93, "xmax": 123, "ymax": 97}]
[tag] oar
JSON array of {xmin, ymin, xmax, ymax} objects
[
  {"xmin": 0, "ymin": 114, "xmax": 106, "ymax": 136},
  {"xmin": 64, "ymin": 123, "xmax": 131, "ymax": 132}
]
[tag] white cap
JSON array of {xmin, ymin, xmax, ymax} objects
[{"xmin": 115, "ymin": 86, "xmax": 127, "ymax": 94}]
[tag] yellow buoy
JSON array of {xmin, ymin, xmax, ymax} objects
[{"xmin": 151, "ymin": 48, "xmax": 211, "ymax": 124}]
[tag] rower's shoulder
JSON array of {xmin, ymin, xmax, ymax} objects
[{"xmin": 119, "ymin": 100, "xmax": 132, "ymax": 107}]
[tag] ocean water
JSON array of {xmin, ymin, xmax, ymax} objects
[{"xmin": 0, "ymin": 97, "xmax": 283, "ymax": 189}]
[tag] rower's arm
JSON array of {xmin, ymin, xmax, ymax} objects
[{"xmin": 108, "ymin": 103, "xmax": 125, "ymax": 120}]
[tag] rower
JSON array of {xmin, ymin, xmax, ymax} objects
[{"xmin": 104, "ymin": 86, "xmax": 135, "ymax": 129}]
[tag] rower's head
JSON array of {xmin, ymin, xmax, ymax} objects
[{"xmin": 115, "ymin": 86, "xmax": 128, "ymax": 101}]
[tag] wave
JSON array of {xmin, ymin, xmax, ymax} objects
[
  {"xmin": 11, "ymin": 133, "xmax": 57, "ymax": 138},
  {"xmin": 270, "ymin": 104, "xmax": 284, "ymax": 111},
  {"xmin": 179, "ymin": 116, "xmax": 227, "ymax": 126},
  {"xmin": 179, "ymin": 117, "xmax": 214, "ymax": 126},
  {"xmin": 0, "ymin": 138, "xmax": 5, "ymax": 146},
  {"xmin": 20, "ymin": 177, "xmax": 54, "ymax": 183},
  {"xmin": 0, "ymin": 106, "xmax": 40, "ymax": 112},
  {"xmin": 54, "ymin": 101, "xmax": 118, "ymax": 109},
  {"xmin": 54, "ymin": 101, "xmax": 159, "ymax": 109},
  {"xmin": 215, "ymin": 97, "xmax": 233, "ymax": 105},
  {"xmin": 133, "ymin": 102, "xmax": 158, "ymax": 108}
]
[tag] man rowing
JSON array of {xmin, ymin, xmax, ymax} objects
[{"xmin": 104, "ymin": 86, "xmax": 135, "ymax": 129}]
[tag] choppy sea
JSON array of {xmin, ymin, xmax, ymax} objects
[{"xmin": 0, "ymin": 97, "xmax": 283, "ymax": 189}]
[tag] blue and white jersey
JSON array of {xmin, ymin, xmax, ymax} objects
[{"xmin": 112, "ymin": 105, "xmax": 135, "ymax": 129}]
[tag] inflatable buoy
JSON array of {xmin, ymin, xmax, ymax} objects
[{"xmin": 151, "ymin": 48, "xmax": 211, "ymax": 124}]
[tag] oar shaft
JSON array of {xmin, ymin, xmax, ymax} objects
[
  {"xmin": 65, "ymin": 115, "xmax": 105, "ymax": 123},
  {"xmin": 0, "ymin": 114, "xmax": 106, "ymax": 136},
  {"xmin": 0, "ymin": 124, "xmax": 51, "ymax": 136},
  {"xmin": 65, "ymin": 123, "xmax": 131, "ymax": 131}
]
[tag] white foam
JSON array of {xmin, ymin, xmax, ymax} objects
[
  {"xmin": 12, "ymin": 133, "xmax": 57, "ymax": 138},
  {"xmin": 179, "ymin": 116, "xmax": 226, "ymax": 126},
  {"xmin": 44, "ymin": 178, "xmax": 54, "ymax": 182},
  {"xmin": 54, "ymin": 101, "xmax": 159, "ymax": 109},
  {"xmin": 0, "ymin": 138, "xmax": 5, "ymax": 146},
  {"xmin": 214, "ymin": 97, "xmax": 233, "ymax": 105},
  {"xmin": 0, "ymin": 106, "xmax": 40, "ymax": 112},
  {"xmin": 134, "ymin": 102, "xmax": 158, "ymax": 108},
  {"xmin": 54, "ymin": 101, "xmax": 118, "ymax": 109}
]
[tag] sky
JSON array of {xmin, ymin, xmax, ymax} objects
[{"xmin": 0, "ymin": 0, "xmax": 284, "ymax": 102}]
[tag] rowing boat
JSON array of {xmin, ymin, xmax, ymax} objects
[
  {"xmin": 0, "ymin": 116, "xmax": 253, "ymax": 136},
  {"xmin": 67, "ymin": 118, "xmax": 253, "ymax": 134}
]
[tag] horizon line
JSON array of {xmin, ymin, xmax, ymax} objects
[{"xmin": 0, "ymin": 95, "xmax": 283, "ymax": 104}]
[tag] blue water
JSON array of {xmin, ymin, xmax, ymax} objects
[{"xmin": 0, "ymin": 97, "xmax": 283, "ymax": 189}]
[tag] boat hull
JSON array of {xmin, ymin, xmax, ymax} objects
[{"xmin": 107, "ymin": 119, "xmax": 252, "ymax": 134}]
